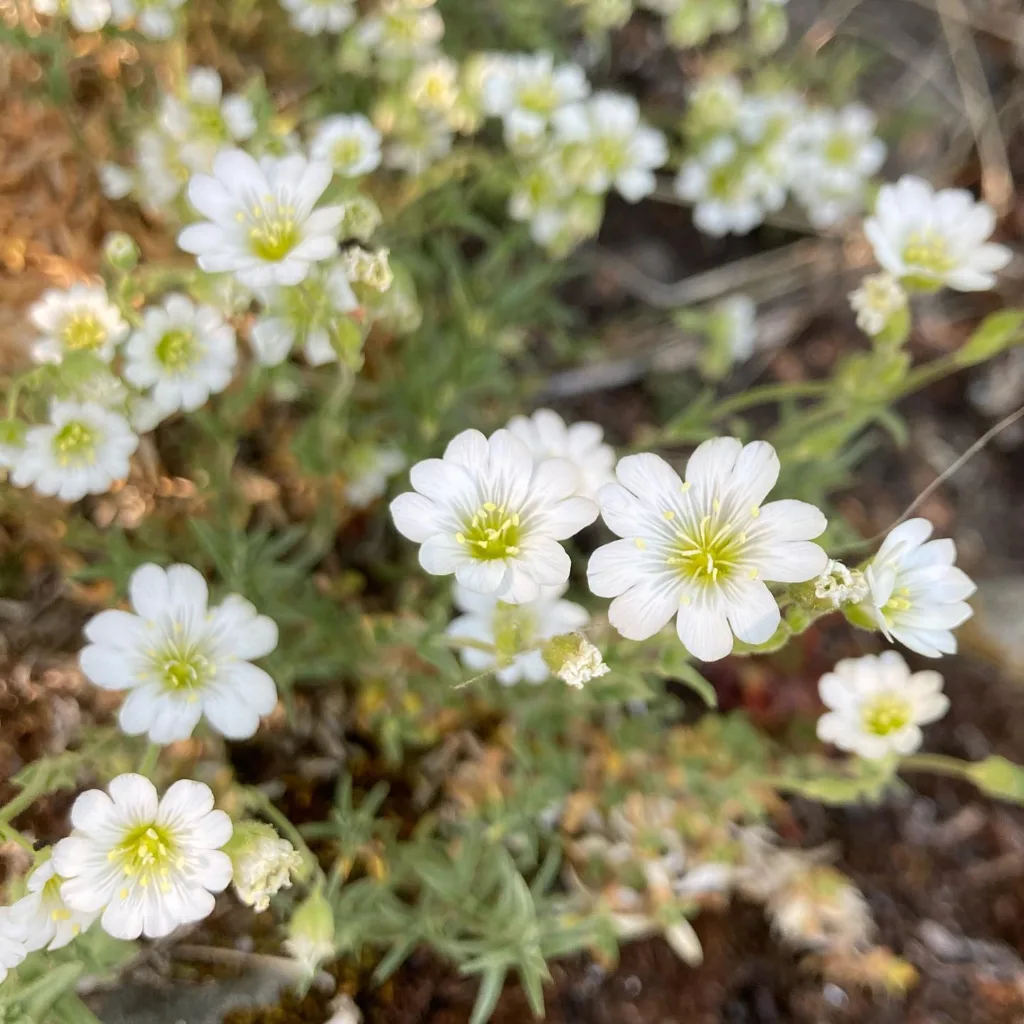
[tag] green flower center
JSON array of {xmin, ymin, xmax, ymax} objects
[
  {"xmin": 883, "ymin": 585, "xmax": 912, "ymax": 615},
  {"xmin": 902, "ymin": 229, "xmax": 955, "ymax": 276},
  {"xmin": 155, "ymin": 643, "xmax": 213, "ymax": 692},
  {"xmin": 824, "ymin": 134, "xmax": 856, "ymax": 165},
  {"xmin": 247, "ymin": 200, "xmax": 300, "ymax": 262},
  {"xmin": 518, "ymin": 81, "xmax": 557, "ymax": 115},
  {"xmin": 332, "ymin": 137, "xmax": 366, "ymax": 169},
  {"xmin": 457, "ymin": 503, "xmax": 522, "ymax": 561},
  {"xmin": 60, "ymin": 312, "xmax": 106, "ymax": 352},
  {"xmin": 666, "ymin": 502, "xmax": 747, "ymax": 586},
  {"xmin": 861, "ymin": 694, "xmax": 912, "ymax": 736},
  {"xmin": 492, "ymin": 604, "xmax": 536, "ymax": 660},
  {"xmin": 110, "ymin": 823, "xmax": 180, "ymax": 889},
  {"xmin": 155, "ymin": 328, "xmax": 198, "ymax": 370},
  {"xmin": 189, "ymin": 104, "xmax": 227, "ymax": 139},
  {"xmin": 52, "ymin": 421, "xmax": 97, "ymax": 466}
]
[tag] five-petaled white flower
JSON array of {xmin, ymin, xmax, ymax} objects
[
  {"xmin": 123, "ymin": 294, "xmax": 238, "ymax": 416},
  {"xmin": 10, "ymin": 401, "xmax": 138, "ymax": 502},
  {"xmin": 110, "ymin": 0, "xmax": 186, "ymax": 38},
  {"xmin": 848, "ymin": 272, "xmax": 908, "ymax": 338},
  {"xmin": 554, "ymin": 93, "xmax": 667, "ymax": 202},
  {"xmin": 179, "ymin": 148, "xmax": 344, "ymax": 289},
  {"xmin": 53, "ymin": 774, "xmax": 233, "ymax": 940},
  {"xmin": 859, "ymin": 518, "xmax": 975, "ymax": 658},
  {"xmin": 816, "ymin": 650, "xmax": 948, "ymax": 760},
  {"xmin": 250, "ymin": 261, "xmax": 359, "ymax": 366},
  {"xmin": 0, "ymin": 908, "xmax": 27, "ymax": 985},
  {"xmin": 32, "ymin": 0, "xmax": 111, "ymax": 31},
  {"xmin": 390, "ymin": 428, "xmax": 599, "ymax": 604},
  {"xmin": 310, "ymin": 114, "xmax": 382, "ymax": 178},
  {"xmin": 79, "ymin": 562, "xmax": 279, "ymax": 743},
  {"xmin": 588, "ymin": 439, "xmax": 827, "ymax": 661},
  {"xmin": 279, "ymin": 0, "xmax": 355, "ymax": 34},
  {"xmin": 8, "ymin": 860, "xmax": 99, "ymax": 952},
  {"xmin": 506, "ymin": 409, "xmax": 616, "ymax": 502},
  {"xmin": 28, "ymin": 283, "xmax": 128, "ymax": 365},
  {"xmin": 864, "ymin": 176, "xmax": 1012, "ymax": 292},
  {"xmin": 447, "ymin": 582, "xmax": 590, "ymax": 685}
]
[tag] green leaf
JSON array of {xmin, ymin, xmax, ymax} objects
[
  {"xmin": 955, "ymin": 310, "xmax": 1024, "ymax": 367},
  {"xmin": 672, "ymin": 661, "xmax": 718, "ymax": 708},
  {"xmin": 469, "ymin": 966, "xmax": 507, "ymax": 1024},
  {"xmin": 965, "ymin": 755, "xmax": 1024, "ymax": 803}
]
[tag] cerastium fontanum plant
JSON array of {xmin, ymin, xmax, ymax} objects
[{"xmin": 1, "ymin": 0, "xmax": 1023, "ymax": 1020}]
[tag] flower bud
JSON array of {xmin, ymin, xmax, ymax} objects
[
  {"xmin": 226, "ymin": 821, "xmax": 304, "ymax": 913},
  {"xmin": 102, "ymin": 231, "xmax": 140, "ymax": 273},
  {"xmin": 342, "ymin": 246, "xmax": 394, "ymax": 294},
  {"xmin": 339, "ymin": 195, "xmax": 384, "ymax": 243},
  {"xmin": 285, "ymin": 890, "xmax": 335, "ymax": 976},
  {"xmin": 848, "ymin": 273, "xmax": 909, "ymax": 345},
  {"xmin": 542, "ymin": 633, "xmax": 610, "ymax": 689}
]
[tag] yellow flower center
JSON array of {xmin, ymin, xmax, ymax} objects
[
  {"xmin": 60, "ymin": 312, "xmax": 106, "ymax": 352},
  {"xmin": 883, "ymin": 585, "xmax": 912, "ymax": 615},
  {"xmin": 246, "ymin": 198, "xmax": 300, "ymax": 262},
  {"xmin": 109, "ymin": 823, "xmax": 180, "ymax": 890},
  {"xmin": 153, "ymin": 640, "xmax": 213, "ymax": 693},
  {"xmin": 518, "ymin": 81, "xmax": 557, "ymax": 115},
  {"xmin": 456, "ymin": 503, "xmax": 522, "ymax": 561},
  {"xmin": 824, "ymin": 134, "xmax": 856, "ymax": 165},
  {"xmin": 902, "ymin": 229, "xmax": 955, "ymax": 276},
  {"xmin": 155, "ymin": 328, "xmax": 198, "ymax": 370},
  {"xmin": 666, "ymin": 501, "xmax": 747, "ymax": 586},
  {"xmin": 52, "ymin": 421, "xmax": 97, "ymax": 465},
  {"xmin": 861, "ymin": 694, "xmax": 912, "ymax": 736},
  {"xmin": 332, "ymin": 137, "xmax": 365, "ymax": 169}
]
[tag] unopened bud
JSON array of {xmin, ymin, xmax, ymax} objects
[
  {"xmin": 226, "ymin": 821, "xmax": 304, "ymax": 913},
  {"xmin": 285, "ymin": 889, "xmax": 335, "ymax": 975},
  {"xmin": 339, "ymin": 195, "xmax": 383, "ymax": 243},
  {"xmin": 102, "ymin": 231, "xmax": 140, "ymax": 273}
]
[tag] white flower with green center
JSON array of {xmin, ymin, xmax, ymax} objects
[
  {"xmin": 353, "ymin": 2, "xmax": 444, "ymax": 61},
  {"xmin": 848, "ymin": 272, "xmax": 908, "ymax": 338},
  {"xmin": 11, "ymin": 400, "xmax": 138, "ymax": 502},
  {"xmin": 32, "ymin": 0, "xmax": 110, "ymax": 31},
  {"xmin": 857, "ymin": 518, "xmax": 975, "ymax": 658},
  {"xmin": 310, "ymin": 115, "xmax": 382, "ymax": 178},
  {"xmin": 588, "ymin": 439, "xmax": 827, "ymax": 661},
  {"xmin": 250, "ymin": 261, "xmax": 358, "ymax": 367},
  {"xmin": 136, "ymin": 127, "xmax": 190, "ymax": 212},
  {"xmin": 506, "ymin": 409, "xmax": 616, "ymax": 502},
  {"xmin": 280, "ymin": 0, "xmax": 356, "ymax": 34},
  {"xmin": 408, "ymin": 57, "xmax": 461, "ymax": 115},
  {"xmin": 390, "ymin": 428, "xmax": 599, "ymax": 604},
  {"xmin": 816, "ymin": 650, "xmax": 949, "ymax": 759},
  {"xmin": 178, "ymin": 148, "xmax": 344, "ymax": 289},
  {"xmin": 554, "ymin": 92, "xmax": 667, "ymax": 202},
  {"xmin": 0, "ymin": 907, "xmax": 28, "ymax": 985},
  {"xmin": 110, "ymin": 0, "xmax": 185, "ymax": 38},
  {"xmin": 53, "ymin": 774, "xmax": 232, "ymax": 940},
  {"xmin": 447, "ymin": 582, "xmax": 590, "ymax": 685},
  {"xmin": 28, "ymin": 283, "xmax": 128, "ymax": 365},
  {"xmin": 344, "ymin": 446, "xmax": 407, "ymax": 508},
  {"xmin": 159, "ymin": 68, "xmax": 256, "ymax": 174},
  {"xmin": 8, "ymin": 860, "xmax": 99, "ymax": 951},
  {"xmin": 864, "ymin": 175, "xmax": 1012, "ymax": 292},
  {"xmin": 79, "ymin": 562, "xmax": 279, "ymax": 743},
  {"xmin": 123, "ymin": 294, "xmax": 238, "ymax": 416}
]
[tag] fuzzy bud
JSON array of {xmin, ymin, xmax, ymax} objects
[
  {"xmin": 226, "ymin": 821, "xmax": 303, "ymax": 913},
  {"xmin": 339, "ymin": 196, "xmax": 384, "ymax": 243},
  {"xmin": 542, "ymin": 634, "xmax": 610, "ymax": 689},
  {"xmin": 285, "ymin": 890, "xmax": 335, "ymax": 976},
  {"xmin": 343, "ymin": 246, "xmax": 394, "ymax": 294},
  {"xmin": 102, "ymin": 231, "xmax": 140, "ymax": 273}
]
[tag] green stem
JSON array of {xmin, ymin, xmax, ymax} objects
[
  {"xmin": 246, "ymin": 789, "xmax": 320, "ymax": 879},
  {"xmin": 0, "ymin": 778, "xmax": 48, "ymax": 825},
  {"xmin": 709, "ymin": 379, "xmax": 831, "ymax": 421},
  {"xmin": 899, "ymin": 752, "xmax": 973, "ymax": 779},
  {"xmin": 0, "ymin": 823, "xmax": 35, "ymax": 853},
  {"xmin": 137, "ymin": 743, "xmax": 162, "ymax": 778}
]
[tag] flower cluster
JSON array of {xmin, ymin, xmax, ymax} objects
[{"xmin": 31, "ymin": 0, "xmax": 186, "ymax": 37}]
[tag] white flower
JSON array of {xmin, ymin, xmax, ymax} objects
[
  {"xmin": 179, "ymin": 148, "xmax": 344, "ymax": 289},
  {"xmin": 345, "ymin": 447, "xmax": 406, "ymax": 508},
  {"xmin": 53, "ymin": 774, "xmax": 233, "ymax": 940},
  {"xmin": 814, "ymin": 559, "xmax": 868, "ymax": 608},
  {"xmin": 861, "ymin": 518, "xmax": 975, "ymax": 657},
  {"xmin": 505, "ymin": 409, "xmax": 616, "ymax": 502},
  {"xmin": 708, "ymin": 294, "xmax": 757, "ymax": 363},
  {"xmin": 549, "ymin": 636, "xmax": 609, "ymax": 689},
  {"xmin": 353, "ymin": 2, "xmax": 444, "ymax": 60},
  {"xmin": 110, "ymin": 0, "xmax": 186, "ymax": 38},
  {"xmin": 280, "ymin": 0, "xmax": 355, "ymax": 34},
  {"xmin": 864, "ymin": 175, "xmax": 1012, "ymax": 291},
  {"xmin": 0, "ymin": 908, "xmax": 27, "ymax": 985},
  {"xmin": 588, "ymin": 439, "xmax": 827, "ymax": 661},
  {"xmin": 136, "ymin": 128, "xmax": 189, "ymax": 211},
  {"xmin": 250, "ymin": 261, "xmax": 358, "ymax": 366},
  {"xmin": 816, "ymin": 650, "xmax": 948, "ymax": 759},
  {"xmin": 390, "ymin": 428, "xmax": 599, "ymax": 604},
  {"xmin": 383, "ymin": 119, "xmax": 453, "ymax": 174},
  {"xmin": 554, "ymin": 92, "xmax": 667, "ymax": 202},
  {"xmin": 123, "ymin": 294, "xmax": 237, "ymax": 415},
  {"xmin": 310, "ymin": 115, "xmax": 382, "ymax": 178},
  {"xmin": 447, "ymin": 582, "xmax": 590, "ymax": 684},
  {"xmin": 482, "ymin": 52, "xmax": 589, "ymax": 141},
  {"xmin": 848, "ymin": 272, "xmax": 908, "ymax": 337},
  {"xmin": 408, "ymin": 57, "xmax": 461, "ymax": 114},
  {"xmin": 228, "ymin": 823, "xmax": 303, "ymax": 912},
  {"xmin": 160, "ymin": 68, "xmax": 256, "ymax": 173},
  {"xmin": 32, "ymin": 0, "xmax": 111, "ymax": 31},
  {"xmin": 11, "ymin": 401, "xmax": 138, "ymax": 502},
  {"xmin": 99, "ymin": 162, "xmax": 134, "ymax": 199},
  {"xmin": 28, "ymin": 284, "xmax": 128, "ymax": 365},
  {"xmin": 8, "ymin": 860, "xmax": 99, "ymax": 951},
  {"xmin": 79, "ymin": 562, "xmax": 279, "ymax": 743},
  {"xmin": 685, "ymin": 74, "xmax": 743, "ymax": 135}
]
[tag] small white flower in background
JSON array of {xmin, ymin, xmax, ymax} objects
[
  {"xmin": 814, "ymin": 559, "xmax": 868, "ymax": 609},
  {"xmin": 179, "ymin": 148, "xmax": 344, "ymax": 289},
  {"xmin": 545, "ymin": 634, "xmax": 610, "ymax": 689},
  {"xmin": 227, "ymin": 822, "xmax": 303, "ymax": 912},
  {"xmin": 864, "ymin": 175, "xmax": 1012, "ymax": 292},
  {"xmin": 53, "ymin": 774, "xmax": 233, "ymax": 940},
  {"xmin": 674, "ymin": 137, "xmax": 770, "ymax": 237},
  {"xmin": 342, "ymin": 246, "xmax": 393, "ymax": 293},
  {"xmin": 507, "ymin": 157, "xmax": 574, "ymax": 230},
  {"xmin": 506, "ymin": 409, "xmax": 616, "ymax": 502},
  {"xmin": 251, "ymin": 261, "xmax": 358, "ymax": 367},
  {"xmin": 390, "ymin": 427, "xmax": 599, "ymax": 604},
  {"xmin": 354, "ymin": 1, "xmax": 444, "ymax": 61},
  {"xmin": 326, "ymin": 994, "xmax": 363, "ymax": 1024},
  {"xmin": 123, "ymin": 294, "xmax": 238, "ymax": 416},
  {"xmin": 159, "ymin": 68, "xmax": 256, "ymax": 173},
  {"xmin": 816, "ymin": 650, "xmax": 949, "ymax": 759},
  {"xmin": 383, "ymin": 119, "xmax": 453, "ymax": 175},
  {"xmin": 709, "ymin": 294, "xmax": 757, "ymax": 364},
  {"xmin": 555, "ymin": 92, "xmax": 667, "ymax": 203},
  {"xmin": 588, "ymin": 438, "xmax": 827, "ymax": 661},
  {"xmin": 310, "ymin": 114, "xmax": 382, "ymax": 178},
  {"xmin": 8, "ymin": 859, "xmax": 99, "ymax": 951},
  {"xmin": 80, "ymin": 562, "xmax": 279, "ymax": 743},
  {"xmin": 28, "ymin": 284, "xmax": 128, "ymax": 365},
  {"xmin": 860, "ymin": 517, "xmax": 975, "ymax": 657},
  {"xmin": 136, "ymin": 128, "xmax": 189, "ymax": 211},
  {"xmin": 10, "ymin": 401, "xmax": 138, "ymax": 502},
  {"xmin": 345, "ymin": 447, "xmax": 407, "ymax": 508},
  {"xmin": 285, "ymin": 890, "xmax": 335, "ymax": 976},
  {"xmin": 768, "ymin": 864, "xmax": 873, "ymax": 951},
  {"xmin": 99, "ymin": 162, "xmax": 134, "ymax": 200},
  {"xmin": 848, "ymin": 272, "xmax": 908, "ymax": 338},
  {"xmin": 685, "ymin": 75, "xmax": 743, "ymax": 136},
  {"xmin": 0, "ymin": 421, "xmax": 26, "ymax": 470},
  {"xmin": 447, "ymin": 582, "xmax": 590, "ymax": 685},
  {"xmin": 0, "ymin": 907, "xmax": 28, "ymax": 985},
  {"xmin": 408, "ymin": 57, "xmax": 461, "ymax": 115},
  {"xmin": 110, "ymin": 0, "xmax": 186, "ymax": 38},
  {"xmin": 279, "ymin": 0, "xmax": 355, "ymax": 34},
  {"xmin": 32, "ymin": 0, "xmax": 111, "ymax": 31},
  {"xmin": 481, "ymin": 52, "xmax": 589, "ymax": 142}
]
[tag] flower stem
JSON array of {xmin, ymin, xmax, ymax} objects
[
  {"xmin": 137, "ymin": 743, "xmax": 162, "ymax": 778},
  {"xmin": 899, "ymin": 752, "xmax": 973, "ymax": 779}
]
